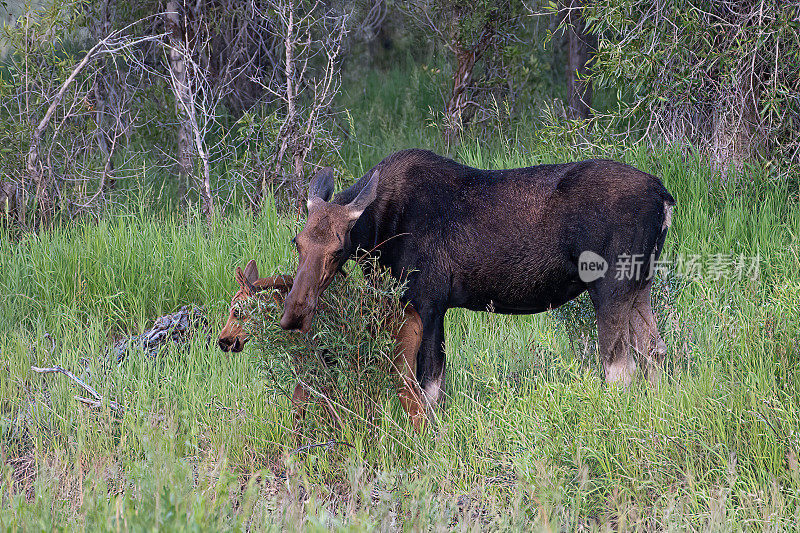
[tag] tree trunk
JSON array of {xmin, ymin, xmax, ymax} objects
[
  {"xmin": 709, "ymin": 70, "xmax": 758, "ymax": 173},
  {"xmin": 565, "ymin": 0, "xmax": 595, "ymax": 121},
  {"xmin": 15, "ymin": 180, "xmax": 26, "ymax": 226},
  {"xmin": 27, "ymin": 146, "xmax": 51, "ymax": 225},
  {"xmin": 93, "ymin": 0, "xmax": 116, "ymax": 193},
  {"xmin": 198, "ymin": 145, "xmax": 214, "ymax": 222},
  {"xmin": 1, "ymin": 181, "xmax": 15, "ymax": 223},
  {"xmin": 444, "ymin": 25, "xmax": 494, "ymax": 141},
  {"xmin": 444, "ymin": 48, "xmax": 477, "ymax": 140},
  {"xmin": 272, "ymin": 0, "xmax": 307, "ymax": 215},
  {"xmin": 165, "ymin": 1, "xmax": 193, "ymax": 204},
  {"xmin": 285, "ymin": 2, "xmax": 305, "ymax": 213}
]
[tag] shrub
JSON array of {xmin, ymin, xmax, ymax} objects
[
  {"xmin": 585, "ymin": 0, "xmax": 800, "ymax": 171},
  {"xmin": 243, "ymin": 257, "xmax": 407, "ymax": 435}
]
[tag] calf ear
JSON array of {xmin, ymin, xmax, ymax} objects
[
  {"xmin": 243, "ymin": 260, "xmax": 259, "ymax": 284},
  {"xmin": 346, "ymin": 170, "xmax": 379, "ymax": 222},
  {"xmin": 235, "ymin": 267, "xmax": 248, "ymax": 289},
  {"xmin": 236, "ymin": 267, "xmax": 259, "ymax": 294},
  {"xmin": 308, "ymin": 167, "xmax": 335, "ymax": 203}
]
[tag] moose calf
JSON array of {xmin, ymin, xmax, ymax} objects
[{"xmin": 218, "ymin": 260, "xmax": 427, "ymax": 430}]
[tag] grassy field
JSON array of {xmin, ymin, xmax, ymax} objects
[{"xmin": 3, "ymin": 65, "xmax": 800, "ymax": 530}]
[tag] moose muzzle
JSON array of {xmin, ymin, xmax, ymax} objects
[{"xmin": 279, "ymin": 266, "xmax": 323, "ymax": 333}]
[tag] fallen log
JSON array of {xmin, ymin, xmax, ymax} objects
[{"xmin": 112, "ymin": 305, "xmax": 208, "ymax": 362}]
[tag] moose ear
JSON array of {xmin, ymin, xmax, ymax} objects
[
  {"xmin": 235, "ymin": 266, "xmax": 258, "ymax": 293},
  {"xmin": 235, "ymin": 267, "xmax": 248, "ymax": 289},
  {"xmin": 346, "ymin": 170, "xmax": 379, "ymax": 222},
  {"xmin": 243, "ymin": 259, "xmax": 259, "ymax": 284},
  {"xmin": 308, "ymin": 167, "xmax": 335, "ymax": 204}
]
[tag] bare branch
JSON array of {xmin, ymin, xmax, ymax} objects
[{"xmin": 31, "ymin": 365, "xmax": 102, "ymax": 402}]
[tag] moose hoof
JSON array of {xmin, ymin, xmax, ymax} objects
[{"xmin": 604, "ymin": 356, "xmax": 636, "ymax": 388}]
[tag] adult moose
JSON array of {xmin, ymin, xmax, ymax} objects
[{"xmin": 281, "ymin": 149, "xmax": 675, "ymax": 424}]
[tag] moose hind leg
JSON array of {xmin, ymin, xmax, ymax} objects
[
  {"xmin": 593, "ymin": 298, "xmax": 637, "ymax": 387},
  {"xmin": 629, "ymin": 283, "xmax": 667, "ymax": 385}
]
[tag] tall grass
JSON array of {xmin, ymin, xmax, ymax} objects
[{"xmin": 3, "ymin": 66, "xmax": 800, "ymax": 529}]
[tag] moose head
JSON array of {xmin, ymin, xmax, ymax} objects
[
  {"xmin": 280, "ymin": 167, "xmax": 380, "ymax": 332},
  {"xmin": 218, "ymin": 260, "xmax": 292, "ymax": 352}
]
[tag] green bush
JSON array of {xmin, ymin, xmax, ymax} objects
[
  {"xmin": 585, "ymin": 0, "xmax": 800, "ymax": 169},
  {"xmin": 244, "ymin": 257, "xmax": 408, "ymax": 435}
]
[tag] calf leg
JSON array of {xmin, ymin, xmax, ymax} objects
[
  {"xmin": 291, "ymin": 382, "xmax": 308, "ymax": 436},
  {"xmin": 290, "ymin": 378, "xmax": 343, "ymax": 437},
  {"xmin": 390, "ymin": 305, "xmax": 425, "ymax": 430}
]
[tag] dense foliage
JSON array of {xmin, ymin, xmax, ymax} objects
[
  {"xmin": 245, "ymin": 257, "xmax": 406, "ymax": 434},
  {"xmin": 585, "ymin": 0, "xmax": 800, "ymax": 169}
]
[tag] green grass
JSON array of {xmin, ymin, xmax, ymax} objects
[
  {"xmin": 3, "ymin": 136, "xmax": 800, "ymax": 530},
  {"xmin": 3, "ymin": 58, "xmax": 800, "ymax": 529}
]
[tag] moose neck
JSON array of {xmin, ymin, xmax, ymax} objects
[{"xmin": 332, "ymin": 174, "xmax": 383, "ymax": 261}]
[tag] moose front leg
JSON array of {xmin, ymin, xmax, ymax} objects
[
  {"xmin": 416, "ymin": 307, "xmax": 447, "ymax": 410},
  {"xmin": 390, "ymin": 305, "xmax": 425, "ymax": 430}
]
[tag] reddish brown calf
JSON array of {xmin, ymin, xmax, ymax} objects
[{"xmin": 218, "ymin": 260, "xmax": 426, "ymax": 431}]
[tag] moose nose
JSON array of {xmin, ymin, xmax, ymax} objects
[
  {"xmin": 218, "ymin": 337, "xmax": 232, "ymax": 352},
  {"xmin": 280, "ymin": 312, "xmax": 301, "ymax": 331}
]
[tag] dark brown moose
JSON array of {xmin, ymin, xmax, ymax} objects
[
  {"xmin": 218, "ymin": 259, "xmax": 426, "ymax": 429},
  {"xmin": 280, "ymin": 149, "xmax": 675, "ymax": 426}
]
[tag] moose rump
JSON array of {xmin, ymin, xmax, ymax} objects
[{"xmin": 281, "ymin": 150, "xmax": 675, "ymax": 421}]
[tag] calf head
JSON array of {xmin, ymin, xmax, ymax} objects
[
  {"xmin": 280, "ymin": 167, "xmax": 380, "ymax": 332},
  {"xmin": 218, "ymin": 260, "xmax": 265, "ymax": 352}
]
